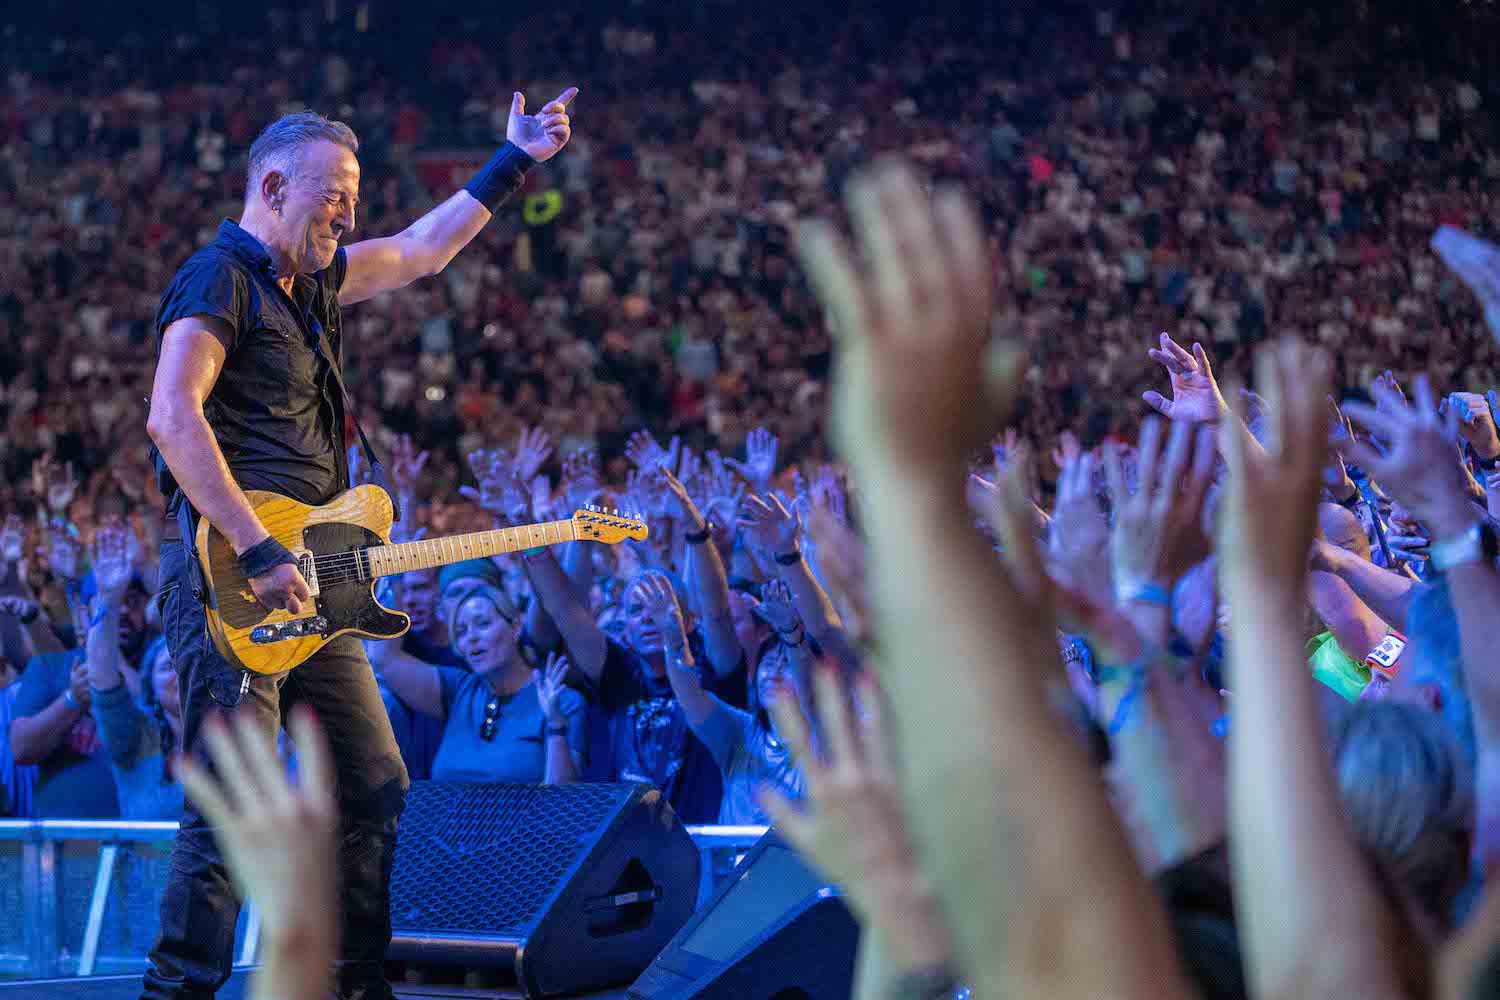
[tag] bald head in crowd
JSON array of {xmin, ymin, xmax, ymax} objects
[{"xmin": 1318, "ymin": 502, "xmax": 1372, "ymax": 562}]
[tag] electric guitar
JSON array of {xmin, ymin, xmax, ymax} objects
[{"xmin": 194, "ymin": 485, "xmax": 648, "ymax": 675}]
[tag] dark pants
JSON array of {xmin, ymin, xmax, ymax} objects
[{"xmin": 143, "ymin": 541, "xmax": 409, "ymax": 1000}]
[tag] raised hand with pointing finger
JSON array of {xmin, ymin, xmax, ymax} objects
[{"xmin": 507, "ymin": 87, "xmax": 578, "ymax": 163}]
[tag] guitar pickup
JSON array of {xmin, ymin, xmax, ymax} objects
[{"xmin": 250, "ymin": 616, "xmax": 330, "ymax": 644}]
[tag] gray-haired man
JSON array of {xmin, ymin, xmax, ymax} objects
[{"xmin": 143, "ymin": 87, "xmax": 576, "ymax": 1000}]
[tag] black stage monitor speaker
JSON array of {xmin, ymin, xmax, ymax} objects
[
  {"xmin": 627, "ymin": 828, "xmax": 859, "ymax": 1000},
  {"xmin": 389, "ymin": 781, "xmax": 701, "ymax": 998}
]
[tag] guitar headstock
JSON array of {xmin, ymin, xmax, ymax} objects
[{"xmin": 570, "ymin": 506, "xmax": 650, "ymax": 544}]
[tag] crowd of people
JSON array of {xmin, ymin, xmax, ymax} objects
[{"xmin": 7, "ymin": 0, "xmax": 1500, "ymax": 997}]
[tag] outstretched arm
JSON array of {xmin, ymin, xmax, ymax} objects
[
  {"xmin": 797, "ymin": 161, "xmax": 1192, "ymax": 1000},
  {"xmin": 339, "ymin": 89, "xmax": 576, "ymax": 305},
  {"xmin": 1222, "ymin": 343, "xmax": 1409, "ymax": 1000}
]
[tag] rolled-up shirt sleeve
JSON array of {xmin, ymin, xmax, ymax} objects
[{"xmin": 154, "ymin": 257, "xmax": 247, "ymax": 348}]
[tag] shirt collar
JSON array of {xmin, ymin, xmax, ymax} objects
[{"xmin": 217, "ymin": 218, "xmax": 276, "ymax": 275}]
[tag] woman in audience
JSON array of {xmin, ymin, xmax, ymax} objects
[{"xmin": 366, "ymin": 583, "xmax": 586, "ymax": 785}]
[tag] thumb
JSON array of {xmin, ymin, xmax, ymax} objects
[
  {"xmin": 532, "ymin": 668, "xmax": 542, "ymax": 687},
  {"xmin": 511, "ymin": 91, "xmax": 524, "ymax": 117}
]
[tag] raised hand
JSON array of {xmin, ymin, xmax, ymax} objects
[
  {"xmin": 1324, "ymin": 396, "xmax": 1359, "ymax": 500},
  {"xmin": 1343, "ymin": 376, "xmax": 1475, "ymax": 539},
  {"xmin": 176, "ymin": 707, "xmax": 338, "ymax": 961},
  {"xmin": 649, "ymin": 467, "xmax": 705, "ymax": 529},
  {"xmin": 1106, "ymin": 419, "xmax": 1217, "ymax": 603},
  {"xmin": 460, "ymin": 448, "xmax": 521, "ymax": 520},
  {"xmin": 1142, "ymin": 332, "xmax": 1230, "ymax": 425},
  {"xmin": 738, "ymin": 492, "xmax": 802, "ymax": 557},
  {"xmin": 0, "ymin": 514, "xmax": 24, "ymax": 565},
  {"xmin": 726, "ymin": 427, "xmax": 779, "ymax": 492},
  {"xmin": 389, "ymin": 434, "xmax": 430, "ymax": 498},
  {"xmin": 624, "ymin": 431, "xmax": 681, "ymax": 474},
  {"xmin": 752, "ymin": 577, "xmax": 802, "ymax": 634},
  {"xmin": 1048, "ymin": 448, "xmax": 1112, "ymax": 608},
  {"xmin": 809, "ymin": 465, "xmax": 848, "ymax": 525},
  {"xmin": 560, "ymin": 450, "xmax": 603, "ymax": 512},
  {"xmin": 1445, "ymin": 391, "xmax": 1500, "ymax": 461},
  {"xmin": 533, "ymin": 652, "xmax": 572, "ymax": 726},
  {"xmin": 700, "ymin": 451, "xmax": 746, "ymax": 526},
  {"xmin": 636, "ymin": 572, "xmax": 688, "ymax": 650},
  {"xmin": 1221, "ymin": 340, "xmax": 1333, "ymax": 584},
  {"xmin": 45, "ymin": 526, "xmax": 82, "ymax": 583},
  {"xmin": 91, "ymin": 521, "xmax": 134, "ymax": 609},
  {"xmin": 514, "ymin": 426, "xmax": 555, "ymax": 484},
  {"xmin": 1432, "ymin": 225, "xmax": 1500, "ymax": 344},
  {"xmin": 757, "ymin": 669, "xmax": 953, "ymax": 963},
  {"xmin": 506, "ymin": 87, "xmax": 577, "ymax": 164},
  {"xmin": 796, "ymin": 160, "xmax": 1005, "ymax": 475},
  {"xmin": 32, "ymin": 454, "xmax": 80, "ymax": 515}
]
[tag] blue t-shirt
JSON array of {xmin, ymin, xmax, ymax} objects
[
  {"xmin": 12, "ymin": 650, "xmax": 119, "ymax": 818},
  {"xmin": 89, "ymin": 684, "xmax": 183, "ymax": 821},
  {"xmin": 580, "ymin": 639, "xmax": 747, "ymax": 825},
  {"xmin": 382, "ymin": 630, "xmax": 466, "ymax": 781},
  {"xmin": 0, "ymin": 684, "xmax": 37, "ymax": 817},
  {"xmin": 429, "ymin": 667, "xmax": 588, "ymax": 785},
  {"xmin": 694, "ymin": 699, "xmax": 803, "ymax": 825}
]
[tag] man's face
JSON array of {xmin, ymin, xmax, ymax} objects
[
  {"xmin": 279, "ymin": 141, "xmax": 359, "ymax": 273},
  {"xmin": 401, "ymin": 570, "xmax": 440, "ymax": 633},
  {"xmin": 118, "ymin": 584, "xmax": 151, "ymax": 661}
]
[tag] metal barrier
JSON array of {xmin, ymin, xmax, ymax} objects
[{"xmin": 0, "ymin": 819, "xmax": 767, "ymax": 981}]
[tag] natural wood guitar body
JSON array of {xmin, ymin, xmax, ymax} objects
[
  {"xmin": 195, "ymin": 485, "xmax": 648, "ymax": 675},
  {"xmin": 197, "ymin": 486, "xmax": 405, "ymax": 675}
]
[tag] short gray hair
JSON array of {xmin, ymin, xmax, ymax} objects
[
  {"xmin": 245, "ymin": 111, "xmax": 359, "ymax": 199},
  {"xmin": 1333, "ymin": 702, "xmax": 1474, "ymax": 926}
]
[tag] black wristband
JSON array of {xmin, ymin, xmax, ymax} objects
[
  {"xmin": 1338, "ymin": 489, "xmax": 1364, "ymax": 510},
  {"xmin": 238, "ymin": 536, "xmax": 297, "ymax": 580},
  {"xmin": 546, "ymin": 725, "xmax": 568, "ymax": 738},
  {"xmin": 685, "ymin": 522, "xmax": 714, "ymax": 545},
  {"xmin": 463, "ymin": 141, "xmax": 537, "ymax": 212},
  {"xmin": 1481, "ymin": 454, "xmax": 1500, "ymax": 472},
  {"xmin": 18, "ymin": 604, "xmax": 38, "ymax": 626},
  {"xmin": 774, "ymin": 549, "xmax": 802, "ymax": 566}
]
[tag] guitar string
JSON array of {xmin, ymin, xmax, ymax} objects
[{"xmin": 297, "ymin": 518, "xmax": 632, "ymax": 588}]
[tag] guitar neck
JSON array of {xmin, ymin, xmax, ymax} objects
[{"xmin": 365, "ymin": 519, "xmax": 579, "ymax": 580}]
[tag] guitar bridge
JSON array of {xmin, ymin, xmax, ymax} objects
[{"xmin": 250, "ymin": 616, "xmax": 331, "ymax": 644}]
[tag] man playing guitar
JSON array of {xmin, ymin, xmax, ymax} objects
[{"xmin": 142, "ymin": 88, "xmax": 576, "ymax": 1000}]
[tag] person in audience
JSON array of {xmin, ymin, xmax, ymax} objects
[
  {"xmin": 644, "ymin": 572, "xmax": 809, "ymax": 824},
  {"xmin": 368, "ymin": 582, "xmax": 586, "ymax": 785},
  {"xmin": 378, "ymin": 565, "xmax": 467, "ymax": 781},
  {"xmin": 7, "ymin": 525, "xmax": 156, "ymax": 818},
  {"xmin": 86, "ymin": 522, "xmax": 183, "ymax": 819}
]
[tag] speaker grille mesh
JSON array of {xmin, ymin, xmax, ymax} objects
[{"xmin": 390, "ymin": 781, "xmax": 633, "ymax": 935}]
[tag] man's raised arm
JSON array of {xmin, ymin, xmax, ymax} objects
[{"xmin": 338, "ymin": 88, "xmax": 576, "ymax": 306}]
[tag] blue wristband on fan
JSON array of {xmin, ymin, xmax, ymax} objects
[{"xmin": 1119, "ymin": 581, "xmax": 1172, "ymax": 607}]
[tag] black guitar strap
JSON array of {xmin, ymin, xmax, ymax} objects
[{"xmin": 309, "ymin": 317, "xmax": 403, "ymax": 524}]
